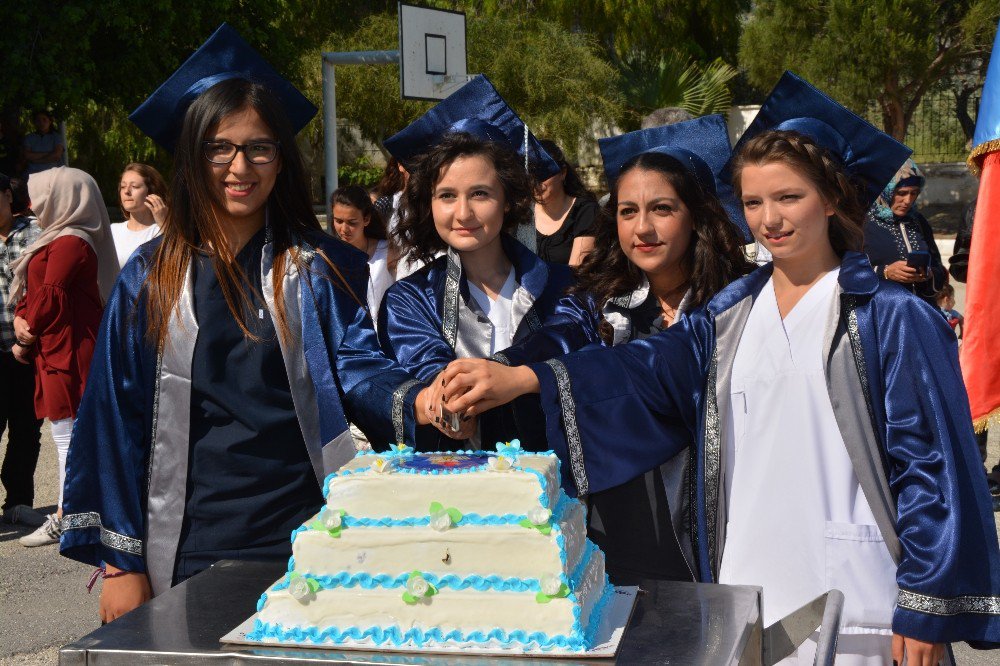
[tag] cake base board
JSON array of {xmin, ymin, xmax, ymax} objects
[{"xmin": 221, "ymin": 585, "xmax": 636, "ymax": 658}]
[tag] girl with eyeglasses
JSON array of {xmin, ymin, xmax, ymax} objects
[{"xmin": 58, "ymin": 26, "xmax": 455, "ymax": 624}]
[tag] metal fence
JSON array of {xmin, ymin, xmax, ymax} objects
[{"xmin": 867, "ymin": 90, "xmax": 980, "ymax": 164}]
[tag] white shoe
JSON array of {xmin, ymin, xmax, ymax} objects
[{"xmin": 19, "ymin": 514, "xmax": 62, "ymax": 547}]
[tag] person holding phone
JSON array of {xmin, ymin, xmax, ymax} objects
[{"xmin": 863, "ymin": 159, "xmax": 946, "ymax": 305}]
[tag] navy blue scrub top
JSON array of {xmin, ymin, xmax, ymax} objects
[
  {"xmin": 177, "ymin": 227, "xmax": 321, "ymax": 562},
  {"xmin": 587, "ymin": 294, "xmax": 692, "ymax": 585}
]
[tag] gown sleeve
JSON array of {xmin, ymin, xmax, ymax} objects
[
  {"xmin": 526, "ymin": 311, "xmax": 711, "ymax": 496},
  {"xmin": 377, "ymin": 277, "xmax": 456, "ymax": 381},
  {"xmin": 493, "ymin": 293, "xmax": 603, "ymax": 366},
  {"xmin": 873, "ymin": 294, "xmax": 1000, "ymax": 645},
  {"xmin": 59, "ymin": 254, "xmax": 154, "ymax": 572},
  {"xmin": 308, "ymin": 245, "xmax": 425, "ymax": 448}
]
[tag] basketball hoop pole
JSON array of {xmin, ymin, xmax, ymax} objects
[{"xmin": 322, "ymin": 50, "xmax": 400, "ymax": 228}]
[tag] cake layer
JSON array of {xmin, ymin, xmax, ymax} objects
[
  {"xmin": 253, "ymin": 549, "xmax": 611, "ymax": 651},
  {"xmin": 324, "ymin": 452, "xmax": 561, "ymax": 519},
  {"xmin": 291, "ymin": 494, "xmax": 587, "ymax": 581}
]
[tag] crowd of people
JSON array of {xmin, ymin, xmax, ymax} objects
[{"xmin": 0, "ymin": 23, "xmax": 998, "ymax": 665}]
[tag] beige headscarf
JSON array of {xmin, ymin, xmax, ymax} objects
[{"xmin": 9, "ymin": 167, "xmax": 119, "ymax": 305}]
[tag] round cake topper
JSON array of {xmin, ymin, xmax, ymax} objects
[{"xmin": 398, "ymin": 452, "xmax": 489, "ymax": 472}]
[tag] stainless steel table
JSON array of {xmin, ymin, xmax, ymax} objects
[{"xmin": 60, "ymin": 559, "xmax": 763, "ymax": 665}]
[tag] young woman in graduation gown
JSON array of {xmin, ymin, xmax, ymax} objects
[
  {"xmin": 59, "ymin": 26, "xmax": 451, "ymax": 623},
  {"xmin": 478, "ymin": 116, "xmax": 754, "ymax": 585},
  {"xmin": 442, "ymin": 73, "xmax": 1000, "ymax": 662},
  {"xmin": 376, "ymin": 76, "xmax": 574, "ymax": 451}
]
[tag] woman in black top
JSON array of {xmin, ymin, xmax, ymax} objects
[
  {"xmin": 534, "ymin": 139, "xmax": 599, "ymax": 265},
  {"xmin": 862, "ymin": 159, "xmax": 945, "ymax": 305}
]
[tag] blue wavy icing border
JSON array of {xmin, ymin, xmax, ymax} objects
[
  {"xmin": 282, "ymin": 494, "xmax": 582, "ymax": 583},
  {"xmin": 248, "ymin": 576, "xmax": 616, "ymax": 653}
]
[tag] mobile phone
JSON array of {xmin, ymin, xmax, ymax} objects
[
  {"xmin": 906, "ymin": 251, "xmax": 931, "ymax": 271},
  {"xmin": 441, "ymin": 407, "xmax": 462, "ymax": 433}
]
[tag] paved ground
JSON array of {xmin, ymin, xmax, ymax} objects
[{"xmin": 2, "ymin": 240, "xmax": 999, "ymax": 664}]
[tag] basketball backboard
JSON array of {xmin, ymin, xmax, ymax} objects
[{"xmin": 398, "ymin": 2, "xmax": 468, "ymax": 101}]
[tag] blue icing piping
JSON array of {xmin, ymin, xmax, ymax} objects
[
  {"xmin": 246, "ymin": 622, "xmax": 590, "ymax": 652},
  {"xmin": 275, "ymin": 536, "xmax": 597, "ymax": 595},
  {"xmin": 249, "ymin": 576, "xmax": 617, "ymax": 653}
]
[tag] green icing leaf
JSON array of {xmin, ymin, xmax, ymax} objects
[
  {"xmin": 410, "ymin": 570, "xmax": 423, "ymax": 579},
  {"xmin": 536, "ymin": 524, "xmax": 552, "ymax": 536},
  {"xmin": 402, "ymin": 591, "xmax": 418, "ymax": 605},
  {"xmin": 305, "ymin": 578, "xmax": 320, "ymax": 593},
  {"xmin": 427, "ymin": 583, "xmax": 438, "ymax": 597},
  {"xmin": 446, "ymin": 507, "xmax": 463, "ymax": 523},
  {"xmin": 429, "ymin": 501, "xmax": 444, "ymax": 515},
  {"xmin": 536, "ymin": 591, "xmax": 552, "ymax": 604},
  {"xmin": 309, "ymin": 520, "xmax": 325, "ymax": 531},
  {"xmin": 289, "ymin": 572, "xmax": 301, "ymax": 581},
  {"xmin": 557, "ymin": 583, "xmax": 569, "ymax": 597},
  {"xmin": 519, "ymin": 518, "xmax": 533, "ymax": 529}
]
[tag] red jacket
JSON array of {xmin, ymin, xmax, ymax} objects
[{"xmin": 16, "ymin": 235, "xmax": 103, "ymax": 420}]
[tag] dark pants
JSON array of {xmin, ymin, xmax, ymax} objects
[
  {"xmin": 0, "ymin": 350, "xmax": 43, "ymax": 510},
  {"xmin": 978, "ymin": 429, "xmax": 1000, "ymax": 481}
]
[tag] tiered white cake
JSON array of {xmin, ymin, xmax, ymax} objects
[{"xmin": 248, "ymin": 443, "xmax": 614, "ymax": 652}]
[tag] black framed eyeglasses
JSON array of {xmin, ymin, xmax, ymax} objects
[{"xmin": 202, "ymin": 140, "xmax": 281, "ymax": 165}]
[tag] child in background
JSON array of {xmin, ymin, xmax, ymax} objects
[{"xmin": 937, "ymin": 282, "xmax": 963, "ymax": 339}]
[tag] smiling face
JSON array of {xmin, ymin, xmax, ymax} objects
[
  {"xmin": 332, "ymin": 202, "xmax": 370, "ymax": 251},
  {"xmin": 890, "ymin": 185, "xmax": 920, "ymax": 217},
  {"xmin": 615, "ymin": 167, "xmax": 693, "ymax": 280},
  {"xmin": 740, "ymin": 161, "xmax": 835, "ymax": 264},
  {"xmin": 204, "ymin": 107, "xmax": 281, "ymax": 228},
  {"xmin": 119, "ymin": 170, "xmax": 150, "ymax": 215},
  {"xmin": 431, "ymin": 154, "xmax": 507, "ymax": 254}
]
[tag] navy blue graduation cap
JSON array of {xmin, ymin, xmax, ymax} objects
[
  {"xmin": 731, "ymin": 71, "xmax": 911, "ymax": 209},
  {"xmin": 383, "ymin": 75, "xmax": 560, "ymax": 180},
  {"xmin": 129, "ymin": 23, "xmax": 318, "ymax": 152},
  {"xmin": 598, "ymin": 114, "xmax": 750, "ymax": 240}
]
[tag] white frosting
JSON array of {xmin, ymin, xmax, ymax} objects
[
  {"xmin": 292, "ymin": 498, "xmax": 587, "ymax": 580},
  {"xmin": 258, "ymin": 550, "xmax": 607, "ymax": 641},
  {"xmin": 327, "ymin": 453, "xmax": 561, "ymax": 518},
  {"xmin": 253, "ymin": 451, "xmax": 611, "ymax": 651}
]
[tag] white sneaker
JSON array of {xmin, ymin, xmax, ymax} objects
[{"xmin": 19, "ymin": 514, "xmax": 62, "ymax": 547}]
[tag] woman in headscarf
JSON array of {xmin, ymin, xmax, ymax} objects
[
  {"xmin": 862, "ymin": 159, "xmax": 946, "ymax": 305},
  {"xmin": 10, "ymin": 166, "xmax": 118, "ymax": 547}
]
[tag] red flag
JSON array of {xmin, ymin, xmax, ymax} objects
[
  {"xmin": 961, "ymin": 19, "xmax": 1000, "ymax": 431},
  {"xmin": 961, "ymin": 152, "xmax": 1000, "ymax": 430}
]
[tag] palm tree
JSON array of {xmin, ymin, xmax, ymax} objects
[{"xmin": 619, "ymin": 52, "xmax": 738, "ymax": 123}]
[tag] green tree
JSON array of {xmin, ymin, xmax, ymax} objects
[
  {"xmin": 459, "ymin": 0, "xmax": 748, "ymax": 119},
  {"xmin": 619, "ymin": 54, "xmax": 738, "ymax": 118},
  {"xmin": 0, "ymin": 1, "xmax": 390, "ymax": 200},
  {"xmin": 739, "ymin": 0, "xmax": 999, "ymax": 140},
  {"xmin": 302, "ymin": 12, "xmax": 622, "ymax": 161}
]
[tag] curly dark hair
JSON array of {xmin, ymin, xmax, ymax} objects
[
  {"xmin": 395, "ymin": 132, "xmax": 534, "ymax": 264},
  {"xmin": 730, "ymin": 130, "xmax": 866, "ymax": 255},
  {"xmin": 574, "ymin": 151, "xmax": 753, "ymax": 344}
]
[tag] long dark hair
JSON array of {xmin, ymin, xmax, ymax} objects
[
  {"xmin": 145, "ymin": 78, "xmax": 321, "ymax": 347},
  {"xmin": 575, "ymin": 152, "xmax": 752, "ymax": 344},
  {"xmin": 730, "ymin": 130, "xmax": 865, "ymax": 255},
  {"xmin": 536, "ymin": 138, "xmax": 594, "ymax": 200},
  {"xmin": 331, "ymin": 184, "xmax": 386, "ymax": 240},
  {"xmin": 395, "ymin": 132, "xmax": 534, "ymax": 264}
]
